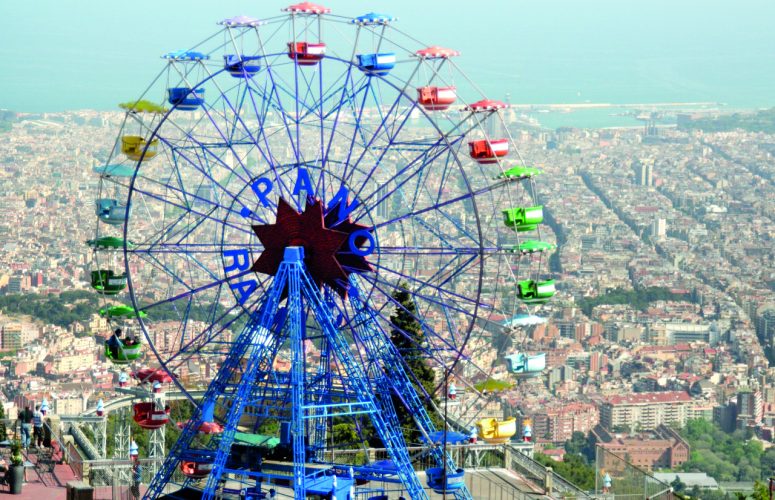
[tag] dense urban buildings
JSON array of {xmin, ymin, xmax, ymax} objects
[{"xmin": 0, "ymin": 108, "xmax": 773, "ymax": 484}]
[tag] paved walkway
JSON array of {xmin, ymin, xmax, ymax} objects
[{"xmin": 0, "ymin": 445, "xmax": 74, "ymax": 498}]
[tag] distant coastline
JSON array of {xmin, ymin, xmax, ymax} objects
[{"xmin": 2, "ymin": 103, "xmax": 772, "ymax": 131}]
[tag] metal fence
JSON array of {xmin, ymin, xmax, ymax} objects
[
  {"xmin": 4, "ymin": 415, "xmax": 588, "ymax": 500},
  {"xmin": 595, "ymin": 445, "xmax": 674, "ymax": 499},
  {"xmin": 503, "ymin": 444, "xmax": 591, "ymax": 499},
  {"xmin": 329, "ymin": 443, "xmax": 590, "ymax": 498},
  {"xmin": 85, "ymin": 458, "xmax": 167, "ymax": 500}
]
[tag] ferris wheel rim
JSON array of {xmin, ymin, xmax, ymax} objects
[
  {"xmin": 121, "ymin": 53, "xmax": 490, "ymax": 396},
  {"xmin": 90, "ymin": 18, "xmax": 544, "ymax": 432}
]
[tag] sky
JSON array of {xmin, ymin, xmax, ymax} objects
[{"xmin": 0, "ymin": 0, "xmax": 773, "ymax": 112}]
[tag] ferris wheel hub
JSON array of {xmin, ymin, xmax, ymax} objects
[{"xmin": 251, "ymin": 197, "xmax": 372, "ymax": 297}]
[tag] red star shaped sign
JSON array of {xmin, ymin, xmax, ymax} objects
[{"xmin": 251, "ymin": 198, "xmax": 372, "ymax": 297}]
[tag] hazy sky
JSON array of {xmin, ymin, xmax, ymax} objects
[{"xmin": 1, "ymin": 0, "xmax": 773, "ymax": 112}]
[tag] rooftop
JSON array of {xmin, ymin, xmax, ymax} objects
[
  {"xmin": 653, "ymin": 472, "xmax": 719, "ymax": 489},
  {"xmin": 606, "ymin": 391, "xmax": 692, "ymax": 406}
]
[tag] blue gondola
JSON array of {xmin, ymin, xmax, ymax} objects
[
  {"xmin": 351, "ymin": 12, "xmax": 397, "ymax": 25},
  {"xmin": 423, "ymin": 430, "xmax": 468, "ymax": 445},
  {"xmin": 93, "ymin": 164, "xmax": 135, "ymax": 178},
  {"xmin": 95, "ymin": 199, "xmax": 130, "ymax": 225},
  {"xmin": 505, "ymin": 352, "xmax": 546, "ymax": 377},
  {"xmin": 162, "ymin": 50, "xmax": 209, "ymax": 62},
  {"xmin": 357, "ymin": 53, "xmax": 396, "ymax": 76},
  {"xmin": 223, "ymin": 55, "xmax": 262, "ymax": 77},
  {"xmin": 426, "ymin": 467, "xmax": 465, "ymax": 493},
  {"xmin": 167, "ymin": 87, "xmax": 205, "ymax": 110},
  {"xmin": 503, "ymin": 314, "xmax": 547, "ymax": 328}
]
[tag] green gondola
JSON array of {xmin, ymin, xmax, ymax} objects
[
  {"xmin": 503, "ymin": 205, "xmax": 543, "ymax": 232},
  {"xmin": 105, "ymin": 336, "xmax": 143, "ymax": 364},
  {"xmin": 496, "ymin": 165, "xmax": 541, "ymax": 181},
  {"xmin": 517, "ymin": 279, "xmax": 556, "ymax": 304},
  {"xmin": 99, "ymin": 305, "xmax": 148, "ymax": 319},
  {"xmin": 86, "ymin": 236, "xmax": 136, "ymax": 249},
  {"xmin": 90, "ymin": 270, "xmax": 127, "ymax": 295},
  {"xmin": 513, "ymin": 240, "xmax": 556, "ymax": 255}
]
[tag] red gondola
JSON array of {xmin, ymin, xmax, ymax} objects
[
  {"xmin": 468, "ymin": 139, "xmax": 509, "ymax": 164},
  {"xmin": 282, "ymin": 2, "xmax": 330, "ymax": 14},
  {"xmin": 180, "ymin": 460, "xmax": 213, "ymax": 479},
  {"xmin": 417, "ymin": 86, "xmax": 457, "ymax": 111},
  {"xmin": 415, "ymin": 46, "xmax": 460, "ymax": 59},
  {"xmin": 177, "ymin": 420, "xmax": 224, "ymax": 435},
  {"xmin": 133, "ymin": 402, "xmax": 170, "ymax": 430},
  {"xmin": 132, "ymin": 367, "xmax": 174, "ymax": 385},
  {"xmin": 287, "ymin": 42, "xmax": 326, "ymax": 66},
  {"xmin": 465, "ymin": 99, "xmax": 508, "ymax": 113}
]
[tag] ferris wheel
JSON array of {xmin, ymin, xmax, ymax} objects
[{"xmin": 89, "ymin": 3, "xmax": 557, "ymax": 498}]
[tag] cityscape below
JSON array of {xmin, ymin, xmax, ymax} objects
[{"xmin": 0, "ymin": 2, "xmax": 773, "ymax": 500}]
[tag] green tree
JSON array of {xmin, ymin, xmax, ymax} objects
[
  {"xmin": 576, "ymin": 287, "xmax": 691, "ymax": 317},
  {"xmin": 258, "ymin": 418, "xmax": 280, "ymax": 436},
  {"xmin": 534, "ymin": 452, "xmax": 595, "ymax": 491},
  {"xmin": 670, "ymin": 476, "xmax": 687, "ymax": 493},
  {"xmin": 751, "ymin": 480, "xmax": 772, "ymax": 500},
  {"xmin": 0, "ymin": 403, "xmax": 6, "ymax": 440},
  {"xmin": 388, "ymin": 283, "xmax": 440, "ymax": 444},
  {"xmin": 679, "ymin": 419, "xmax": 769, "ymax": 482},
  {"xmin": 332, "ymin": 423, "xmax": 360, "ymax": 447},
  {"xmin": 564, "ymin": 431, "xmax": 597, "ymax": 465},
  {"xmin": 564, "ymin": 431, "xmax": 587, "ymax": 458}
]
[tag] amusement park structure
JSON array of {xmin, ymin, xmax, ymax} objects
[{"xmin": 88, "ymin": 2, "xmax": 557, "ymax": 498}]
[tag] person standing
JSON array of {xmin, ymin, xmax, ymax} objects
[
  {"xmin": 18, "ymin": 406, "xmax": 33, "ymax": 450},
  {"xmin": 107, "ymin": 328, "xmax": 122, "ymax": 359},
  {"xmin": 32, "ymin": 405, "xmax": 44, "ymax": 449},
  {"xmin": 131, "ymin": 457, "xmax": 142, "ymax": 500}
]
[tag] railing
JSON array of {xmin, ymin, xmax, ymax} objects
[
  {"xmin": 328, "ymin": 442, "xmax": 590, "ymax": 498},
  {"xmin": 595, "ymin": 446, "xmax": 674, "ymax": 499},
  {"xmin": 68, "ymin": 421, "xmax": 101, "ymax": 460},
  {"xmin": 82, "ymin": 458, "xmax": 167, "ymax": 500},
  {"xmin": 1, "ymin": 414, "xmax": 589, "ymax": 500},
  {"xmin": 352, "ymin": 470, "xmax": 536, "ymax": 500},
  {"xmin": 13, "ymin": 443, "xmax": 576, "ymax": 500},
  {"xmin": 502, "ymin": 444, "xmax": 592, "ymax": 498},
  {"xmin": 63, "ymin": 456, "xmax": 536, "ymax": 500}
]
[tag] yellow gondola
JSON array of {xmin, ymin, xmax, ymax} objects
[
  {"xmin": 476, "ymin": 417, "xmax": 517, "ymax": 444},
  {"xmin": 121, "ymin": 136, "xmax": 159, "ymax": 161}
]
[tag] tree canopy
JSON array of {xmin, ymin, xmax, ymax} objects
[
  {"xmin": 534, "ymin": 452, "xmax": 596, "ymax": 491},
  {"xmin": 679, "ymin": 419, "xmax": 775, "ymax": 482},
  {"xmin": 577, "ymin": 287, "xmax": 691, "ymax": 316},
  {"xmin": 0, "ymin": 290, "xmax": 101, "ymax": 328},
  {"xmin": 388, "ymin": 283, "xmax": 441, "ymax": 443}
]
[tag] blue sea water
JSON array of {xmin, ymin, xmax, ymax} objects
[{"xmin": 0, "ymin": 0, "xmax": 772, "ymax": 128}]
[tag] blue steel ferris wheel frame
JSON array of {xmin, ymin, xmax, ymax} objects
[
  {"xmin": 103, "ymin": 7, "xmax": 547, "ymax": 497},
  {"xmin": 124, "ymin": 52, "xmax": 509, "ymax": 395}
]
